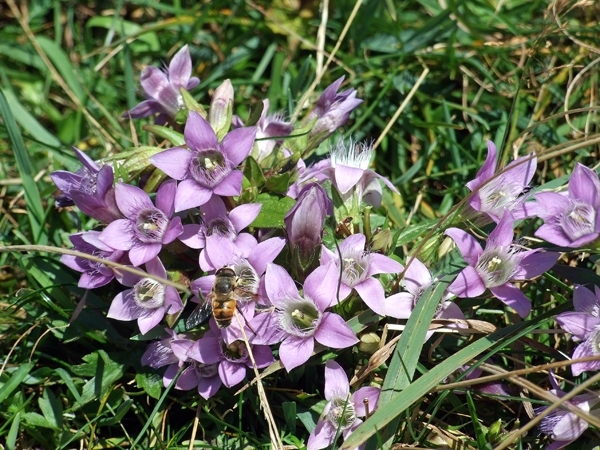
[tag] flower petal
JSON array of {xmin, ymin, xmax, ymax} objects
[
  {"xmin": 99, "ymin": 219, "xmax": 133, "ymax": 250},
  {"xmin": 150, "ymin": 148, "xmax": 192, "ymax": 180},
  {"xmin": 129, "ymin": 242, "xmax": 162, "ymax": 267},
  {"xmin": 307, "ymin": 419, "xmax": 337, "ymax": 450},
  {"xmin": 114, "ymin": 183, "xmax": 153, "ymax": 218},
  {"xmin": 354, "ymin": 278, "xmax": 386, "ymax": 315},
  {"xmin": 314, "ymin": 312, "xmax": 358, "ymax": 348},
  {"xmin": 448, "ymin": 266, "xmax": 486, "ymax": 298},
  {"xmin": 304, "ymin": 262, "xmax": 340, "ymax": 311},
  {"xmin": 219, "ymin": 360, "xmax": 246, "ymax": 387},
  {"xmin": 352, "ymin": 386, "xmax": 380, "ymax": 417},
  {"xmin": 174, "ymin": 178, "xmax": 212, "ymax": 212},
  {"xmin": 489, "ymin": 283, "xmax": 531, "ymax": 318},
  {"xmin": 248, "ymin": 237, "xmax": 286, "ymax": 275},
  {"xmin": 230, "ymin": 203, "xmax": 262, "ymax": 232},
  {"xmin": 198, "ymin": 375, "xmax": 222, "ymax": 399},
  {"xmin": 280, "ymin": 335, "xmax": 314, "ymax": 371},
  {"xmin": 324, "ymin": 360, "xmax": 349, "ymax": 400},
  {"xmin": 265, "ymin": 263, "xmax": 301, "ymax": 307},
  {"xmin": 513, "ymin": 251, "xmax": 558, "ymax": 279},
  {"xmin": 556, "ymin": 312, "xmax": 600, "ymax": 340},
  {"xmin": 156, "ymin": 179, "xmax": 177, "ymax": 217},
  {"xmin": 444, "ymin": 228, "xmax": 483, "ymax": 266},
  {"xmin": 107, "ymin": 290, "xmax": 142, "ymax": 320},
  {"xmin": 221, "ymin": 126, "xmax": 257, "ymax": 166},
  {"xmin": 212, "ymin": 170, "xmax": 243, "ymax": 197},
  {"xmin": 185, "ymin": 111, "xmax": 218, "ymax": 152},
  {"xmin": 168, "ymin": 45, "xmax": 192, "ymax": 88}
]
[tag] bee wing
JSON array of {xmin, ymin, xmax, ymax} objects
[{"xmin": 185, "ymin": 295, "xmax": 213, "ymax": 330}]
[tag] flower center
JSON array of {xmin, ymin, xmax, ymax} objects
[
  {"xmin": 342, "ymin": 255, "xmax": 368, "ymax": 287},
  {"xmin": 561, "ymin": 201, "xmax": 596, "ymax": 240},
  {"xmin": 476, "ymin": 248, "xmax": 518, "ymax": 288},
  {"xmin": 134, "ymin": 278, "xmax": 165, "ymax": 309},
  {"xmin": 327, "ymin": 393, "xmax": 356, "ymax": 430},
  {"xmin": 221, "ymin": 340, "xmax": 249, "ymax": 362},
  {"xmin": 279, "ymin": 298, "xmax": 320, "ymax": 337},
  {"xmin": 330, "ymin": 141, "xmax": 372, "ymax": 170},
  {"xmin": 189, "ymin": 150, "xmax": 231, "ymax": 188},
  {"xmin": 78, "ymin": 167, "xmax": 98, "ymax": 195},
  {"xmin": 192, "ymin": 361, "xmax": 219, "ymax": 378},
  {"xmin": 205, "ymin": 218, "xmax": 234, "ymax": 238},
  {"xmin": 135, "ymin": 208, "xmax": 168, "ymax": 243}
]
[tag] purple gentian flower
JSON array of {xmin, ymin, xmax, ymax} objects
[
  {"xmin": 445, "ymin": 211, "xmax": 559, "ymax": 318},
  {"xmin": 161, "ymin": 337, "xmax": 222, "ymax": 399},
  {"xmin": 124, "ymin": 45, "xmax": 200, "ymax": 124},
  {"xmin": 187, "ymin": 320, "xmax": 275, "ymax": 388},
  {"xmin": 463, "ymin": 140, "xmax": 536, "ymax": 223},
  {"xmin": 141, "ymin": 328, "xmax": 181, "ymax": 369},
  {"xmin": 60, "ymin": 231, "xmax": 125, "ymax": 289},
  {"xmin": 535, "ymin": 372, "xmax": 600, "ymax": 450},
  {"xmin": 556, "ymin": 285, "xmax": 600, "ymax": 376},
  {"xmin": 107, "ymin": 257, "xmax": 183, "ymax": 334},
  {"xmin": 50, "ymin": 147, "xmax": 122, "ymax": 223},
  {"xmin": 384, "ymin": 257, "xmax": 465, "ymax": 339},
  {"xmin": 287, "ymin": 159, "xmax": 331, "ymax": 199},
  {"xmin": 534, "ymin": 163, "xmax": 600, "ymax": 248},
  {"xmin": 304, "ymin": 76, "xmax": 363, "ymax": 148},
  {"xmin": 321, "ymin": 140, "xmax": 399, "ymax": 210},
  {"xmin": 150, "ymin": 111, "xmax": 256, "ymax": 212},
  {"xmin": 320, "ymin": 233, "xmax": 403, "ymax": 316},
  {"xmin": 178, "ymin": 195, "xmax": 261, "ymax": 270},
  {"xmin": 285, "ymin": 183, "xmax": 332, "ymax": 271},
  {"xmin": 234, "ymin": 99, "xmax": 293, "ymax": 163},
  {"xmin": 99, "ymin": 180, "xmax": 183, "ymax": 266},
  {"xmin": 307, "ymin": 360, "xmax": 380, "ymax": 450},
  {"xmin": 249, "ymin": 263, "xmax": 358, "ymax": 372}
]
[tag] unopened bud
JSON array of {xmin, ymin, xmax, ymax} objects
[
  {"xmin": 358, "ymin": 332, "xmax": 380, "ymax": 354},
  {"xmin": 209, "ymin": 79, "xmax": 234, "ymax": 140},
  {"xmin": 371, "ymin": 228, "xmax": 393, "ymax": 253}
]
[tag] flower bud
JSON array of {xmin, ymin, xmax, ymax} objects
[{"xmin": 209, "ymin": 79, "xmax": 234, "ymax": 140}]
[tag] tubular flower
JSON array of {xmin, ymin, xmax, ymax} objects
[
  {"xmin": 320, "ymin": 233, "xmax": 403, "ymax": 315},
  {"xmin": 463, "ymin": 140, "xmax": 537, "ymax": 224},
  {"xmin": 50, "ymin": 147, "xmax": 122, "ymax": 223},
  {"xmin": 107, "ymin": 257, "xmax": 183, "ymax": 334},
  {"xmin": 123, "ymin": 45, "xmax": 200, "ymax": 124},
  {"xmin": 556, "ymin": 285, "xmax": 600, "ymax": 376},
  {"xmin": 444, "ymin": 211, "xmax": 559, "ymax": 318},
  {"xmin": 60, "ymin": 231, "xmax": 125, "ymax": 289},
  {"xmin": 534, "ymin": 163, "xmax": 600, "ymax": 248},
  {"xmin": 150, "ymin": 111, "xmax": 256, "ymax": 212},
  {"xmin": 249, "ymin": 263, "xmax": 358, "ymax": 372},
  {"xmin": 187, "ymin": 320, "xmax": 274, "ymax": 388},
  {"xmin": 99, "ymin": 180, "xmax": 183, "ymax": 266},
  {"xmin": 534, "ymin": 372, "xmax": 600, "ymax": 450},
  {"xmin": 307, "ymin": 360, "xmax": 380, "ymax": 450}
]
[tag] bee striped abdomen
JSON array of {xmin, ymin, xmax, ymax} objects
[{"xmin": 212, "ymin": 297, "xmax": 236, "ymax": 328}]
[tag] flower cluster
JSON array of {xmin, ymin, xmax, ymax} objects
[{"xmin": 50, "ymin": 45, "xmax": 600, "ymax": 449}]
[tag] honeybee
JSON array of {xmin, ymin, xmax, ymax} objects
[{"xmin": 186, "ymin": 264, "xmax": 259, "ymax": 330}]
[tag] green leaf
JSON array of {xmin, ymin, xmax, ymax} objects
[
  {"xmin": 136, "ymin": 372, "xmax": 163, "ymax": 400},
  {"xmin": 36, "ymin": 36, "xmax": 86, "ymax": 101},
  {"xmin": 0, "ymin": 91, "xmax": 45, "ymax": 240},
  {"xmin": 250, "ymin": 193, "xmax": 295, "ymax": 228},
  {"xmin": 246, "ymin": 100, "xmax": 264, "ymax": 127},
  {"xmin": 54, "ymin": 368, "xmax": 83, "ymax": 406},
  {"xmin": 395, "ymin": 219, "xmax": 439, "ymax": 247},
  {"xmin": 264, "ymin": 172, "xmax": 291, "ymax": 193},
  {"xmin": 38, "ymin": 387, "xmax": 63, "ymax": 429},
  {"xmin": 86, "ymin": 16, "xmax": 160, "ymax": 50},
  {"xmin": 98, "ymin": 399, "xmax": 134, "ymax": 426},
  {"xmin": 282, "ymin": 402, "xmax": 297, "ymax": 434},
  {"xmin": 0, "ymin": 363, "xmax": 34, "ymax": 403},
  {"xmin": 142, "ymin": 125, "xmax": 186, "ymax": 146},
  {"xmin": 243, "ymin": 156, "xmax": 266, "ymax": 189},
  {"xmin": 6, "ymin": 411, "xmax": 20, "ymax": 450},
  {"xmin": 74, "ymin": 351, "xmax": 126, "ymax": 407}
]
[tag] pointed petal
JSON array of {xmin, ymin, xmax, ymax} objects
[
  {"xmin": 304, "ymin": 262, "xmax": 340, "ymax": 311},
  {"xmin": 307, "ymin": 419, "xmax": 337, "ymax": 450},
  {"xmin": 444, "ymin": 228, "xmax": 483, "ymax": 266},
  {"xmin": 212, "ymin": 170, "xmax": 243, "ymax": 197},
  {"xmin": 334, "ymin": 165, "xmax": 365, "ymax": 194},
  {"xmin": 230, "ymin": 203, "xmax": 262, "ymax": 232},
  {"xmin": 221, "ymin": 127, "xmax": 257, "ymax": 166},
  {"xmin": 114, "ymin": 183, "xmax": 153, "ymax": 218},
  {"xmin": 162, "ymin": 216, "xmax": 183, "ymax": 244},
  {"xmin": 129, "ymin": 242, "xmax": 162, "ymax": 267},
  {"xmin": 174, "ymin": 179, "xmax": 212, "ymax": 212},
  {"xmin": 556, "ymin": 312, "xmax": 600, "ymax": 340},
  {"xmin": 448, "ymin": 266, "xmax": 486, "ymax": 298},
  {"xmin": 99, "ymin": 219, "xmax": 134, "ymax": 250},
  {"xmin": 314, "ymin": 312, "xmax": 358, "ymax": 348},
  {"xmin": 382, "ymin": 292, "xmax": 415, "ymax": 319},
  {"xmin": 403, "ymin": 258, "xmax": 432, "ymax": 295},
  {"xmin": 367, "ymin": 253, "xmax": 403, "ymax": 277},
  {"xmin": 168, "ymin": 45, "xmax": 192, "ymax": 88},
  {"xmin": 280, "ymin": 336, "xmax": 314, "ymax": 371},
  {"xmin": 123, "ymin": 100, "xmax": 161, "ymax": 118},
  {"xmin": 188, "ymin": 337, "xmax": 222, "ymax": 364},
  {"xmin": 156, "ymin": 179, "xmax": 177, "ymax": 216},
  {"xmin": 150, "ymin": 148, "xmax": 192, "ymax": 180},
  {"xmin": 352, "ymin": 386, "xmax": 380, "ymax": 416},
  {"xmin": 572, "ymin": 340, "xmax": 600, "ymax": 376},
  {"xmin": 179, "ymin": 224, "xmax": 204, "ymax": 249},
  {"xmin": 466, "ymin": 140, "xmax": 497, "ymax": 191},
  {"xmin": 198, "ymin": 374, "xmax": 222, "ymax": 399},
  {"xmin": 248, "ymin": 313, "xmax": 286, "ymax": 345},
  {"xmin": 185, "ymin": 111, "xmax": 218, "ymax": 152},
  {"xmin": 487, "ymin": 211, "xmax": 515, "ymax": 248},
  {"xmin": 569, "ymin": 163, "xmax": 600, "ymax": 205},
  {"xmin": 324, "ymin": 360, "xmax": 349, "ymax": 400},
  {"xmin": 265, "ymin": 263, "xmax": 301, "ymax": 307},
  {"xmin": 205, "ymin": 235, "xmax": 238, "ymax": 268},
  {"xmin": 489, "ymin": 283, "xmax": 531, "ymax": 318},
  {"xmin": 137, "ymin": 308, "xmax": 164, "ymax": 334},
  {"xmin": 514, "ymin": 251, "xmax": 558, "ymax": 279},
  {"xmin": 248, "ymin": 237, "xmax": 286, "ymax": 276},
  {"xmin": 108, "ymin": 290, "xmax": 143, "ymax": 320},
  {"xmin": 574, "ymin": 285, "xmax": 600, "ymax": 314},
  {"xmin": 354, "ymin": 278, "xmax": 386, "ymax": 315},
  {"xmin": 219, "ymin": 360, "xmax": 246, "ymax": 387}
]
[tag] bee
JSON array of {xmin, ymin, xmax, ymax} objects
[{"xmin": 186, "ymin": 264, "xmax": 259, "ymax": 330}]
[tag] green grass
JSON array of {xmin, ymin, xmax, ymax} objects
[{"xmin": 1, "ymin": 0, "xmax": 600, "ymax": 449}]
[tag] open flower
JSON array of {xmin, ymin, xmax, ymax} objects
[
  {"xmin": 150, "ymin": 111, "xmax": 256, "ymax": 212},
  {"xmin": 50, "ymin": 147, "xmax": 122, "ymax": 223},
  {"xmin": 320, "ymin": 233, "xmax": 403, "ymax": 315},
  {"xmin": 556, "ymin": 285, "xmax": 600, "ymax": 376},
  {"xmin": 307, "ymin": 360, "xmax": 380, "ymax": 450},
  {"xmin": 249, "ymin": 263, "xmax": 358, "ymax": 371},
  {"xmin": 187, "ymin": 320, "xmax": 274, "ymax": 388},
  {"xmin": 445, "ymin": 211, "xmax": 559, "ymax": 318},
  {"xmin": 60, "ymin": 231, "xmax": 125, "ymax": 289},
  {"xmin": 107, "ymin": 257, "xmax": 183, "ymax": 334},
  {"xmin": 535, "ymin": 372, "xmax": 600, "ymax": 450},
  {"xmin": 534, "ymin": 163, "xmax": 600, "ymax": 248},
  {"xmin": 99, "ymin": 180, "xmax": 183, "ymax": 266},
  {"xmin": 384, "ymin": 257, "xmax": 465, "ymax": 339},
  {"xmin": 123, "ymin": 45, "xmax": 200, "ymax": 124},
  {"xmin": 462, "ymin": 140, "xmax": 536, "ymax": 224}
]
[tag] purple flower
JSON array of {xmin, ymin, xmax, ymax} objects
[
  {"xmin": 187, "ymin": 320, "xmax": 275, "ymax": 388},
  {"xmin": 99, "ymin": 180, "xmax": 183, "ymax": 267},
  {"xmin": 234, "ymin": 99, "xmax": 293, "ymax": 163},
  {"xmin": 556, "ymin": 285, "xmax": 600, "ymax": 376},
  {"xmin": 286, "ymin": 159, "xmax": 331, "ymax": 199},
  {"xmin": 384, "ymin": 257, "xmax": 465, "ymax": 339},
  {"xmin": 124, "ymin": 45, "xmax": 200, "ymax": 124},
  {"xmin": 321, "ymin": 140, "xmax": 398, "ymax": 210},
  {"xmin": 285, "ymin": 183, "xmax": 332, "ymax": 274},
  {"xmin": 304, "ymin": 76, "xmax": 363, "ymax": 149},
  {"xmin": 320, "ymin": 233, "xmax": 403, "ymax": 316},
  {"xmin": 463, "ymin": 140, "xmax": 536, "ymax": 224},
  {"xmin": 307, "ymin": 360, "xmax": 380, "ymax": 450},
  {"xmin": 150, "ymin": 111, "xmax": 256, "ymax": 212},
  {"xmin": 535, "ymin": 372, "xmax": 600, "ymax": 450},
  {"xmin": 50, "ymin": 147, "xmax": 122, "ymax": 223},
  {"xmin": 107, "ymin": 257, "xmax": 183, "ymax": 334},
  {"xmin": 444, "ymin": 211, "xmax": 559, "ymax": 318},
  {"xmin": 60, "ymin": 231, "xmax": 125, "ymax": 289},
  {"xmin": 160, "ymin": 337, "xmax": 222, "ymax": 399},
  {"xmin": 178, "ymin": 195, "xmax": 261, "ymax": 270},
  {"xmin": 534, "ymin": 163, "xmax": 600, "ymax": 248},
  {"xmin": 249, "ymin": 263, "xmax": 358, "ymax": 372},
  {"xmin": 141, "ymin": 328, "xmax": 182, "ymax": 369}
]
